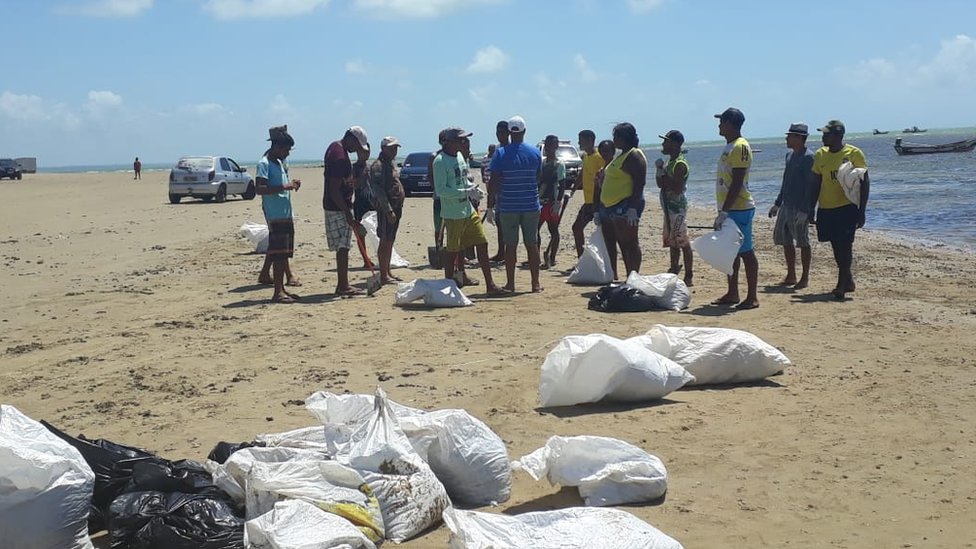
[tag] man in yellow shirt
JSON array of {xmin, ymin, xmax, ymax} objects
[
  {"xmin": 571, "ymin": 129, "xmax": 606, "ymax": 257},
  {"xmin": 810, "ymin": 120, "xmax": 870, "ymax": 300},
  {"xmin": 712, "ymin": 107, "xmax": 759, "ymax": 310}
]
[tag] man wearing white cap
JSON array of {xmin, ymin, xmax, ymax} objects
[
  {"xmin": 488, "ymin": 115, "xmax": 544, "ymax": 293},
  {"xmin": 324, "ymin": 125, "xmax": 370, "ymax": 296},
  {"xmin": 368, "ymin": 136, "xmax": 405, "ymax": 284}
]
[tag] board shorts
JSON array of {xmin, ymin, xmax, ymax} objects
[
  {"xmin": 499, "ymin": 211, "xmax": 540, "ymax": 246},
  {"xmin": 324, "ymin": 210, "xmax": 352, "ymax": 251},
  {"xmin": 816, "ymin": 204, "xmax": 858, "ymax": 244},
  {"xmin": 728, "ymin": 208, "xmax": 755, "ymax": 254},
  {"xmin": 605, "ymin": 197, "xmax": 645, "ymax": 220},
  {"xmin": 377, "ymin": 204, "xmax": 403, "ymax": 241},
  {"xmin": 539, "ymin": 201, "xmax": 561, "ymax": 224},
  {"xmin": 443, "ymin": 211, "xmax": 488, "ymax": 252},
  {"xmin": 773, "ymin": 207, "xmax": 811, "ymax": 247},
  {"xmin": 266, "ymin": 218, "xmax": 294, "ymax": 259}
]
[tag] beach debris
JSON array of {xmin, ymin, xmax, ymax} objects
[
  {"xmin": 394, "ymin": 278, "xmax": 472, "ymax": 307},
  {"xmin": 108, "ymin": 491, "xmax": 244, "ymax": 549},
  {"xmin": 588, "ymin": 273, "xmax": 690, "ymax": 313},
  {"xmin": 244, "ymin": 499, "xmax": 376, "ymax": 549},
  {"xmin": 567, "ymin": 226, "xmax": 614, "ymax": 285},
  {"xmin": 239, "ymin": 222, "xmax": 269, "ymax": 253},
  {"xmin": 691, "ymin": 218, "xmax": 742, "ymax": 275}
]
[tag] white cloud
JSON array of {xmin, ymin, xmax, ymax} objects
[
  {"xmin": 351, "ymin": 0, "xmax": 502, "ymax": 19},
  {"xmin": 345, "ymin": 59, "xmax": 367, "ymax": 75},
  {"xmin": 918, "ymin": 34, "xmax": 976, "ymax": 85},
  {"xmin": 202, "ymin": 0, "xmax": 330, "ymax": 20},
  {"xmin": 574, "ymin": 54, "xmax": 597, "ymax": 82},
  {"xmin": 269, "ymin": 93, "xmax": 295, "ymax": 118},
  {"xmin": 467, "ymin": 45, "xmax": 509, "ymax": 73},
  {"xmin": 468, "ymin": 83, "xmax": 498, "ymax": 104},
  {"xmin": 839, "ymin": 34, "xmax": 976, "ymax": 90},
  {"xmin": 85, "ymin": 90, "xmax": 123, "ymax": 117},
  {"xmin": 626, "ymin": 0, "xmax": 664, "ymax": 13},
  {"xmin": 0, "ymin": 91, "xmax": 82, "ymax": 130},
  {"xmin": 58, "ymin": 0, "xmax": 153, "ymax": 18},
  {"xmin": 694, "ymin": 79, "xmax": 712, "ymax": 86},
  {"xmin": 181, "ymin": 103, "xmax": 230, "ymax": 116}
]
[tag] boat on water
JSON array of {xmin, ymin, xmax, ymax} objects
[
  {"xmin": 894, "ymin": 136, "xmax": 976, "ymax": 155},
  {"xmin": 872, "ymin": 129, "xmax": 889, "ymax": 135},
  {"xmin": 902, "ymin": 126, "xmax": 927, "ymax": 133}
]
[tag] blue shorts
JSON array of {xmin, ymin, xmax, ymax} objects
[
  {"xmin": 728, "ymin": 208, "xmax": 755, "ymax": 254},
  {"xmin": 605, "ymin": 197, "xmax": 645, "ymax": 219}
]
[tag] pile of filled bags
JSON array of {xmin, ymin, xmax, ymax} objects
[{"xmin": 1, "ymin": 325, "xmax": 790, "ymax": 549}]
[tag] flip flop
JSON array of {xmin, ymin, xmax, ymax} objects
[
  {"xmin": 285, "ymin": 279, "xmax": 303, "ymax": 287},
  {"xmin": 487, "ymin": 286, "xmax": 512, "ymax": 296},
  {"xmin": 734, "ymin": 301, "xmax": 760, "ymax": 310},
  {"xmin": 711, "ymin": 297, "xmax": 738, "ymax": 305},
  {"xmin": 271, "ymin": 294, "xmax": 296, "ymax": 304},
  {"xmin": 334, "ymin": 287, "xmax": 365, "ymax": 297},
  {"xmin": 258, "ymin": 278, "xmax": 274, "ymax": 285}
]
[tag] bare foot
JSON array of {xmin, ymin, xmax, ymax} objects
[
  {"xmin": 711, "ymin": 294, "xmax": 739, "ymax": 305},
  {"xmin": 503, "ymin": 283, "xmax": 516, "ymax": 292},
  {"xmin": 487, "ymin": 285, "xmax": 511, "ymax": 296},
  {"xmin": 258, "ymin": 276, "xmax": 273, "ymax": 285},
  {"xmin": 779, "ymin": 277, "xmax": 797, "ymax": 286},
  {"xmin": 532, "ymin": 285, "xmax": 544, "ymax": 293},
  {"xmin": 683, "ymin": 275, "xmax": 694, "ymax": 288},
  {"xmin": 271, "ymin": 293, "xmax": 295, "ymax": 304},
  {"xmin": 334, "ymin": 286, "xmax": 364, "ymax": 297},
  {"xmin": 735, "ymin": 299, "xmax": 759, "ymax": 310},
  {"xmin": 793, "ymin": 278, "xmax": 808, "ymax": 290},
  {"xmin": 285, "ymin": 278, "xmax": 302, "ymax": 287}
]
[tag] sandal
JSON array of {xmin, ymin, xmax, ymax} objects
[
  {"xmin": 271, "ymin": 294, "xmax": 296, "ymax": 304},
  {"xmin": 334, "ymin": 287, "xmax": 365, "ymax": 297},
  {"xmin": 285, "ymin": 279, "xmax": 303, "ymax": 287}
]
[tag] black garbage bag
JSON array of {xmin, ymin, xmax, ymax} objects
[
  {"xmin": 207, "ymin": 440, "xmax": 266, "ymax": 465},
  {"xmin": 42, "ymin": 420, "xmax": 156, "ymax": 531},
  {"xmin": 108, "ymin": 491, "xmax": 245, "ymax": 549},
  {"xmin": 123, "ymin": 459, "xmax": 227, "ymax": 501},
  {"xmin": 588, "ymin": 283, "xmax": 658, "ymax": 312}
]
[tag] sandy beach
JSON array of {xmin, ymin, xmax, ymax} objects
[{"xmin": 2, "ymin": 168, "xmax": 975, "ymax": 548}]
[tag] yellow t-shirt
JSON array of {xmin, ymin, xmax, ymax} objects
[
  {"xmin": 600, "ymin": 148, "xmax": 646, "ymax": 208},
  {"xmin": 812, "ymin": 144, "xmax": 867, "ymax": 209},
  {"xmin": 715, "ymin": 136, "xmax": 755, "ymax": 211},
  {"xmin": 580, "ymin": 151, "xmax": 605, "ymax": 205}
]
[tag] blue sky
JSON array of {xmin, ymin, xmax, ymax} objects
[{"xmin": 3, "ymin": 0, "xmax": 976, "ymax": 166}]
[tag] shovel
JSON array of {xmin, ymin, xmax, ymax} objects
[{"xmin": 353, "ymin": 226, "xmax": 382, "ymax": 296}]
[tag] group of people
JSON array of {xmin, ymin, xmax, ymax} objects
[{"xmin": 252, "ymin": 106, "xmax": 870, "ymax": 307}]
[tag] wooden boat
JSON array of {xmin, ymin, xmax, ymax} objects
[
  {"xmin": 902, "ymin": 126, "xmax": 927, "ymax": 133},
  {"xmin": 894, "ymin": 136, "xmax": 976, "ymax": 155},
  {"xmin": 872, "ymin": 129, "xmax": 889, "ymax": 135}
]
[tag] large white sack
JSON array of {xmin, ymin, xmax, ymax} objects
[
  {"xmin": 632, "ymin": 324, "xmax": 791, "ymax": 385},
  {"xmin": 0, "ymin": 405, "xmax": 95, "ymax": 549},
  {"xmin": 305, "ymin": 392, "xmax": 511, "ymax": 506},
  {"xmin": 691, "ymin": 218, "xmax": 742, "ymax": 275},
  {"xmin": 512, "ymin": 435, "xmax": 667, "ymax": 506},
  {"xmin": 567, "ymin": 226, "xmax": 614, "ymax": 285},
  {"xmin": 361, "ymin": 211, "xmax": 409, "ymax": 268},
  {"xmin": 244, "ymin": 459, "xmax": 385, "ymax": 544},
  {"xmin": 624, "ymin": 272, "xmax": 691, "ymax": 311},
  {"xmin": 443, "ymin": 507, "xmax": 684, "ymax": 549},
  {"xmin": 245, "ymin": 499, "xmax": 377, "ymax": 549},
  {"xmin": 240, "ymin": 222, "xmax": 269, "ymax": 253},
  {"xmin": 205, "ymin": 445, "xmax": 331, "ymax": 505},
  {"xmin": 539, "ymin": 334, "xmax": 694, "ymax": 407},
  {"xmin": 394, "ymin": 279, "xmax": 473, "ymax": 307},
  {"xmin": 338, "ymin": 389, "xmax": 451, "ymax": 543},
  {"xmin": 256, "ymin": 426, "xmax": 330, "ymax": 450}
]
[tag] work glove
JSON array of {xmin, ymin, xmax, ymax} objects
[
  {"xmin": 625, "ymin": 208, "xmax": 639, "ymax": 227},
  {"xmin": 795, "ymin": 211, "xmax": 808, "ymax": 225},
  {"xmin": 484, "ymin": 207, "xmax": 495, "ymax": 225},
  {"xmin": 768, "ymin": 205, "xmax": 779, "ymax": 218},
  {"xmin": 714, "ymin": 211, "xmax": 729, "ymax": 231}
]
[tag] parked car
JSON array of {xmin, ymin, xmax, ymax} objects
[
  {"xmin": 399, "ymin": 152, "xmax": 434, "ymax": 196},
  {"xmin": 0, "ymin": 158, "xmax": 23, "ymax": 180},
  {"xmin": 536, "ymin": 140, "xmax": 582, "ymax": 183},
  {"xmin": 167, "ymin": 156, "xmax": 255, "ymax": 204}
]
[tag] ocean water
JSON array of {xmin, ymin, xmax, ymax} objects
[{"xmin": 650, "ymin": 127, "xmax": 976, "ymax": 252}]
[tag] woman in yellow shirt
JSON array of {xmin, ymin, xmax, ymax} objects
[{"xmin": 600, "ymin": 122, "xmax": 648, "ymax": 276}]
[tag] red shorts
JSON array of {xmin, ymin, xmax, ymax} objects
[{"xmin": 540, "ymin": 201, "xmax": 561, "ymax": 224}]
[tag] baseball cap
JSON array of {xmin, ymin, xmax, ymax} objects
[
  {"xmin": 380, "ymin": 136, "xmax": 400, "ymax": 148},
  {"xmin": 443, "ymin": 127, "xmax": 473, "ymax": 141},
  {"xmin": 346, "ymin": 125, "xmax": 369, "ymax": 151},
  {"xmin": 786, "ymin": 122, "xmax": 809, "ymax": 136},
  {"xmin": 267, "ymin": 124, "xmax": 293, "ymax": 145},
  {"xmin": 508, "ymin": 115, "xmax": 526, "ymax": 133},
  {"xmin": 658, "ymin": 130, "xmax": 685, "ymax": 145},
  {"xmin": 817, "ymin": 120, "xmax": 846, "ymax": 134},
  {"xmin": 714, "ymin": 107, "xmax": 746, "ymax": 126}
]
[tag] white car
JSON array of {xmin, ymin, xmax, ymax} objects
[{"xmin": 168, "ymin": 156, "xmax": 255, "ymax": 204}]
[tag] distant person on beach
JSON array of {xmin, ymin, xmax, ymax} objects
[
  {"xmin": 769, "ymin": 122, "xmax": 815, "ymax": 290},
  {"xmin": 432, "ymin": 127, "xmax": 504, "ymax": 294},
  {"xmin": 486, "ymin": 120, "xmax": 510, "ymax": 262},
  {"xmin": 255, "ymin": 125, "xmax": 302, "ymax": 304},
  {"xmin": 810, "ymin": 120, "xmax": 870, "ymax": 300},
  {"xmin": 324, "ymin": 126, "xmax": 370, "ymax": 297},
  {"xmin": 572, "ymin": 129, "xmax": 605, "ymax": 257},
  {"xmin": 488, "ymin": 115, "xmax": 544, "ymax": 292},
  {"xmin": 655, "ymin": 130, "xmax": 693, "ymax": 286},
  {"xmin": 600, "ymin": 122, "xmax": 647, "ymax": 277},
  {"xmin": 133, "ymin": 157, "xmax": 141, "ymax": 180},
  {"xmin": 368, "ymin": 136, "xmax": 405, "ymax": 285},
  {"xmin": 538, "ymin": 134, "xmax": 567, "ymax": 268},
  {"xmin": 594, "ymin": 139, "xmax": 619, "ymax": 280},
  {"xmin": 712, "ymin": 107, "xmax": 760, "ymax": 310}
]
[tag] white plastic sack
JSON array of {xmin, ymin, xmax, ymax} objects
[
  {"xmin": 244, "ymin": 459, "xmax": 385, "ymax": 543},
  {"xmin": 394, "ymin": 279, "xmax": 473, "ymax": 307},
  {"xmin": 567, "ymin": 226, "xmax": 614, "ymax": 285},
  {"xmin": 443, "ymin": 507, "xmax": 684, "ymax": 549},
  {"xmin": 0, "ymin": 405, "xmax": 95, "ymax": 549},
  {"xmin": 305, "ymin": 392, "xmax": 511, "ymax": 506},
  {"xmin": 539, "ymin": 334, "xmax": 694, "ymax": 407},
  {"xmin": 240, "ymin": 222, "xmax": 269, "ymax": 253},
  {"xmin": 361, "ymin": 211, "xmax": 409, "ymax": 268},
  {"xmin": 837, "ymin": 159, "xmax": 866, "ymax": 206},
  {"xmin": 245, "ymin": 499, "xmax": 377, "ymax": 549},
  {"xmin": 624, "ymin": 272, "xmax": 691, "ymax": 311},
  {"xmin": 206, "ymin": 445, "xmax": 332, "ymax": 505},
  {"xmin": 691, "ymin": 218, "xmax": 742, "ymax": 275},
  {"xmin": 337, "ymin": 389, "xmax": 451, "ymax": 543},
  {"xmin": 256, "ymin": 426, "xmax": 330, "ymax": 450},
  {"xmin": 632, "ymin": 324, "xmax": 791, "ymax": 385},
  {"xmin": 513, "ymin": 435, "xmax": 667, "ymax": 506}
]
